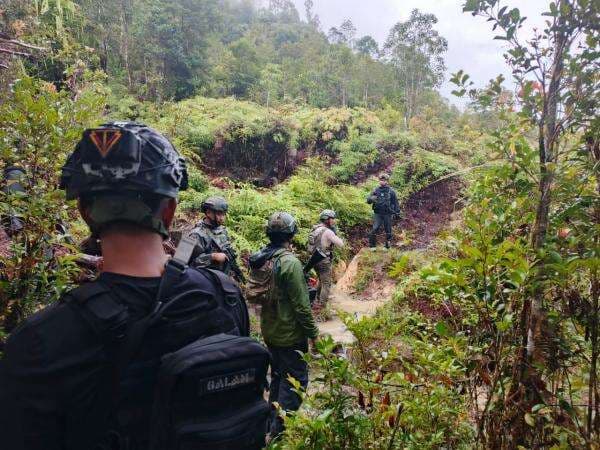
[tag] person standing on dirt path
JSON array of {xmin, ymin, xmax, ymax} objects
[
  {"xmin": 367, "ymin": 173, "xmax": 400, "ymax": 250},
  {"xmin": 250, "ymin": 212, "xmax": 319, "ymax": 438},
  {"xmin": 0, "ymin": 122, "xmax": 253, "ymax": 450},
  {"xmin": 307, "ymin": 209, "xmax": 344, "ymax": 308},
  {"xmin": 187, "ymin": 196, "xmax": 245, "ymax": 282}
]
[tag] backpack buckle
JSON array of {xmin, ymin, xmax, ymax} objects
[{"xmin": 172, "ymin": 234, "xmax": 198, "ymax": 266}]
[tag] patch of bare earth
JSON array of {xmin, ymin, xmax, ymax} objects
[
  {"xmin": 398, "ymin": 178, "xmax": 464, "ymax": 249},
  {"xmin": 345, "ymin": 178, "xmax": 463, "ymax": 255}
]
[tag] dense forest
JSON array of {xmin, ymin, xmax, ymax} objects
[{"xmin": 0, "ymin": 0, "xmax": 599, "ymax": 449}]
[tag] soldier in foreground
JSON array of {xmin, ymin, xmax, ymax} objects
[
  {"xmin": 248, "ymin": 212, "xmax": 319, "ymax": 437},
  {"xmin": 367, "ymin": 173, "xmax": 400, "ymax": 250},
  {"xmin": 307, "ymin": 209, "xmax": 344, "ymax": 308},
  {"xmin": 188, "ymin": 195, "xmax": 245, "ymax": 281},
  {"xmin": 0, "ymin": 122, "xmax": 266, "ymax": 450}
]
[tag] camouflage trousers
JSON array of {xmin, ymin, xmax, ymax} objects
[{"xmin": 315, "ymin": 259, "xmax": 333, "ymax": 306}]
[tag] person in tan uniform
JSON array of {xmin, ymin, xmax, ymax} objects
[{"xmin": 307, "ymin": 210, "xmax": 344, "ymax": 308}]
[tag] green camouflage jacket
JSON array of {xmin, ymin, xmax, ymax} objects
[{"xmin": 188, "ymin": 221, "xmax": 232, "ymax": 273}]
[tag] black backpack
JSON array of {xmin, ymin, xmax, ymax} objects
[
  {"xmin": 151, "ymin": 334, "xmax": 270, "ymax": 450},
  {"xmin": 68, "ymin": 260, "xmax": 270, "ymax": 450}
]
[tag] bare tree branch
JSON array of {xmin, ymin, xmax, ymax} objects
[
  {"xmin": 1, "ymin": 39, "xmax": 47, "ymax": 52},
  {"xmin": 0, "ymin": 47, "xmax": 31, "ymax": 57}
]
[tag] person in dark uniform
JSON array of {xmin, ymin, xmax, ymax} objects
[
  {"xmin": 0, "ymin": 122, "xmax": 249, "ymax": 450},
  {"xmin": 187, "ymin": 196, "xmax": 245, "ymax": 282},
  {"xmin": 367, "ymin": 173, "xmax": 400, "ymax": 250}
]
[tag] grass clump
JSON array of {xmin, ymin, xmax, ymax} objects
[{"xmin": 353, "ymin": 248, "xmax": 403, "ymax": 293}]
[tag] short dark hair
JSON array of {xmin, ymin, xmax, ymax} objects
[{"xmin": 268, "ymin": 232, "xmax": 293, "ymax": 246}]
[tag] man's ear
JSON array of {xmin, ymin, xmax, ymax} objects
[{"xmin": 162, "ymin": 198, "xmax": 177, "ymax": 229}]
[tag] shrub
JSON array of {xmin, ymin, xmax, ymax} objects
[
  {"xmin": 293, "ymin": 107, "xmax": 383, "ymax": 153},
  {"xmin": 273, "ymin": 313, "xmax": 475, "ymax": 449},
  {"xmin": 378, "ymin": 131, "xmax": 417, "ymax": 152},
  {"xmin": 390, "ymin": 150, "xmax": 460, "ymax": 201},
  {"xmin": 330, "ymin": 134, "xmax": 382, "ymax": 183},
  {"xmin": 410, "ymin": 115, "xmax": 453, "ymax": 154},
  {"xmin": 187, "ymin": 166, "xmax": 210, "ymax": 192},
  {"xmin": 0, "ymin": 76, "xmax": 105, "ymax": 337}
]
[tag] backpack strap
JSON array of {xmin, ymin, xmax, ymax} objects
[
  {"xmin": 308, "ymin": 224, "xmax": 328, "ymax": 254},
  {"xmin": 271, "ymin": 249, "xmax": 293, "ymax": 289},
  {"xmin": 315, "ymin": 225, "xmax": 331, "ymax": 255},
  {"xmin": 63, "ymin": 282, "xmax": 129, "ymax": 341},
  {"xmin": 204, "ymin": 268, "xmax": 250, "ymax": 337},
  {"xmin": 205, "ymin": 268, "xmax": 241, "ymax": 305},
  {"xmin": 114, "ymin": 258, "xmax": 187, "ymax": 374}
]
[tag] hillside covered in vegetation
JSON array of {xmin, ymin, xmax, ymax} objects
[{"xmin": 1, "ymin": 0, "xmax": 599, "ymax": 449}]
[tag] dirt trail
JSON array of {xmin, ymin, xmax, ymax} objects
[
  {"xmin": 318, "ymin": 178, "xmax": 462, "ymax": 343},
  {"xmin": 319, "ymin": 248, "xmax": 394, "ymax": 345},
  {"xmin": 319, "ymin": 248, "xmax": 390, "ymax": 343}
]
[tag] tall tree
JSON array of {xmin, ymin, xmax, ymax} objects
[
  {"xmin": 355, "ymin": 35, "xmax": 379, "ymax": 58},
  {"xmin": 303, "ymin": 0, "xmax": 320, "ymax": 29},
  {"xmin": 384, "ymin": 9, "xmax": 448, "ymax": 127},
  {"xmin": 454, "ymin": 0, "xmax": 599, "ymax": 445},
  {"xmin": 328, "ymin": 19, "xmax": 356, "ymax": 47},
  {"xmin": 268, "ymin": 0, "xmax": 299, "ymax": 22}
]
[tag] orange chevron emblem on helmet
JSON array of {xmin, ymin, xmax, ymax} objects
[{"xmin": 89, "ymin": 129, "xmax": 122, "ymax": 158}]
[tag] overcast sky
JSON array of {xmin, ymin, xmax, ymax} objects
[{"xmin": 290, "ymin": 0, "xmax": 550, "ymax": 106}]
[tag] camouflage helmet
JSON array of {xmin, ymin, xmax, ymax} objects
[
  {"xmin": 320, "ymin": 209, "xmax": 337, "ymax": 221},
  {"xmin": 60, "ymin": 121, "xmax": 188, "ymax": 200},
  {"xmin": 201, "ymin": 196, "xmax": 228, "ymax": 213},
  {"xmin": 59, "ymin": 122, "xmax": 188, "ymax": 238},
  {"xmin": 266, "ymin": 212, "xmax": 298, "ymax": 236},
  {"xmin": 379, "ymin": 173, "xmax": 390, "ymax": 181}
]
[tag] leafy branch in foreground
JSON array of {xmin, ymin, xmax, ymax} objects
[{"xmin": 451, "ymin": 0, "xmax": 599, "ymax": 446}]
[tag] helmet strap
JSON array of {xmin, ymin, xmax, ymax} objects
[{"xmin": 203, "ymin": 211, "xmax": 219, "ymax": 228}]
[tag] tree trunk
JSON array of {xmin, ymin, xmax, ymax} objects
[
  {"xmin": 528, "ymin": 4, "xmax": 567, "ymax": 366},
  {"xmin": 590, "ymin": 244, "xmax": 600, "ymax": 439},
  {"xmin": 505, "ymin": 8, "xmax": 569, "ymax": 447},
  {"xmin": 120, "ymin": 0, "xmax": 132, "ymax": 90},
  {"xmin": 588, "ymin": 136, "xmax": 600, "ymax": 439}
]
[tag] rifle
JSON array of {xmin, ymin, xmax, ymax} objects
[
  {"xmin": 173, "ymin": 233, "xmax": 246, "ymax": 283},
  {"xmin": 212, "ymin": 238, "xmax": 246, "ymax": 283},
  {"xmin": 303, "ymin": 248, "xmax": 328, "ymax": 274}
]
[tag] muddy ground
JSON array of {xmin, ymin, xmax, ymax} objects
[{"xmin": 345, "ymin": 177, "xmax": 464, "ymax": 254}]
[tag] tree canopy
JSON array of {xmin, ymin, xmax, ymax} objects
[{"xmin": 1, "ymin": 0, "xmax": 449, "ymax": 114}]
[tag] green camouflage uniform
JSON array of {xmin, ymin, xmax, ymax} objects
[{"xmin": 188, "ymin": 221, "xmax": 232, "ymax": 274}]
